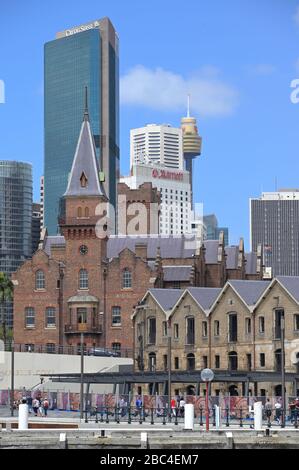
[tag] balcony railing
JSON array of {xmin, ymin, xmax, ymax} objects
[{"xmin": 64, "ymin": 323, "xmax": 103, "ymax": 334}]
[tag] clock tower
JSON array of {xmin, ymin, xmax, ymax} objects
[{"xmin": 59, "ymin": 89, "xmax": 108, "ymax": 349}]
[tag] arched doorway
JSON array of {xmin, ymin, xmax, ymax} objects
[
  {"xmin": 187, "ymin": 353, "xmax": 195, "ymax": 371},
  {"xmin": 186, "ymin": 385, "xmax": 195, "ymax": 396},
  {"xmin": 228, "ymin": 351, "xmax": 238, "ymax": 371},
  {"xmin": 229, "ymin": 385, "xmax": 239, "ymax": 396}
]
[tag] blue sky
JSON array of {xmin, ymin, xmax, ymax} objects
[{"xmin": 0, "ymin": 0, "xmax": 298, "ymax": 249}]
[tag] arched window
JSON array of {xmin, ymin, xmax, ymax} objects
[
  {"xmin": 228, "ymin": 351, "xmax": 238, "ymax": 371},
  {"xmin": 187, "ymin": 353, "xmax": 195, "ymax": 371},
  {"xmin": 84, "ymin": 207, "xmax": 89, "ymax": 217},
  {"xmin": 78, "ymin": 207, "xmax": 82, "ymax": 218},
  {"xmin": 149, "ymin": 353, "xmax": 156, "ymax": 372},
  {"xmin": 79, "ymin": 269, "xmax": 88, "ymax": 289},
  {"xmin": 35, "ymin": 270, "xmax": 45, "ymax": 289},
  {"xmin": 122, "ymin": 268, "xmax": 132, "ymax": 288}
]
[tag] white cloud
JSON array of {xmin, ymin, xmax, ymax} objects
[
  {"xmin": 248, "ymin": 64, "xmax": 276, "ymax": 76},
  {"xmin": 120, "ymin": 66, "xmax": 239, "ymax": 117},
  {"xmin": 294, "ymin": 6, "xmax": 299, "ymax": 26}
]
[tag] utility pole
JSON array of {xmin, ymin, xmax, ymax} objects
[
  {"xmin": 281, "ymin": 311, "xmax": 286, "ymax": 427},
  {"xmin": 80, "ymin": 333, "xmax": 84, "ymax": 420},
  {"xmin": 11, "ymin": 339, "xmax": 14, "ymax": 416},
  {"xmin": 167, "ymin": 319, "xmax": 172, "ymax": 412}
]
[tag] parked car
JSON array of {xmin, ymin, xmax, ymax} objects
[{"xmin": 88, "ymin": 347, "xmax": 121, "ymax": 357}]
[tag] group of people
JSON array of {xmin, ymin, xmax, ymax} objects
[
  {"xmin": 24, "ymin": 396, "xmax": 49, "ymax": 417},
  {"xmin": 264, "ymin": 398, "xmax": 299, "ymax": 425}
]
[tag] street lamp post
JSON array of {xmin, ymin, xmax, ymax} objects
[
  {"xmin": 281, "ymin": 312, "xmax": 286, "ymax": 428},
  {"xmin": 80, "ymin": 333, "xmax": 84, "ymax": 420},
  {"xmin": 201, "ymin": 368, "xmax": 214, "ymax": 432},
  {"xmin": 167, "ymin": 319, "xmax": 172, "ymax": 413},
  {"xmin": 10, "ymin": 339, "xmax": 14, "ymax": 417}
]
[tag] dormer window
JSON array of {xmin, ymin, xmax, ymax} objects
[{"xmin": 80, "ymin": 172, "xmax": 88, "ymax": 188}]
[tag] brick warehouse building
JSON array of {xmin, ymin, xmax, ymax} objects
[{"xmin": 12, "ymin": 107, "xmax": 265, "ymax": 355}]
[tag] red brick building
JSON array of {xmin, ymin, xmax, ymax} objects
[{"xmin": 12, "ymin": 109, "xmax": 265, "ymax": 356}]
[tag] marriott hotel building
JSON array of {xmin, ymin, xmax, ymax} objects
[
  {"xmin": 121, "ymin": 163, "xmax": 192, "ymax": 236},
  {"xmin": 44, "ymin": 18, "xmax": 119, "ymax": 235}
]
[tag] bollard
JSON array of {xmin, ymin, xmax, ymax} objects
[
  {"xmin": 150, "ymin": 408, "xmax": 154, "ymax": 425},
  {"xmin": 18, "ymin": 403, "xmax": 29, "ymax": 430},
  {"xmin": 128, "ymin": 406, "xmax": 131, "ymax": 424},
  {"xmin": 215, "ymin": 405, "xmax": 221, "ymax": 429},
  {"xmin": 254, "ymin": 402, "xmax": 263, "ymax": 431},
  {"xmin": 140, "ymin": 432, "xmax": 148, "ymax": 449},
  {"xmin": 239, "ymin": 408, "xmax": 243, "ymax": 428},
  {"xmin": 225, "ymin": 406, "xmax": 230, "ymax": 427},
  {"xmin": 199, "ymin": 406, "xmax": 203, "ymax": 426},
  {"xmin": 105, "ymin": 407, "xmax": 109, "ymax": 424},
  {"xmin": 59, "ymin": 433, "xmax": 67, "ymax": 449},
  {"xmin": 212, "ymin": 406, "xmax": 216, "ymax": 427},
  {"xmin": 184, "ymin": 404, "xmax": 194, "ymax": 431},
  {"xmin": 175, "ymin": 409, "xmax": 178, "ymax": 426}
]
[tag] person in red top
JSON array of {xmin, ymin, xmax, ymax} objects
[{"xmin": 171, "ymin": 398, "xmax": 177, "ymax": 417}]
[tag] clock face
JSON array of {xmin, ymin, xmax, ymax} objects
[{"xmin": 79, "ymin": 245, "xmax": 88, "ymax": 255}]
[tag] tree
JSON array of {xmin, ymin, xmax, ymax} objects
[{"xmin": 0, "ymin": 272, "xmax": 13, "ymax": 348}]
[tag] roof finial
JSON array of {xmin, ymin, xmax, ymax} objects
[
  {"xmin": 187, "ymin": 94, "xmax": 190, "ymax": 118},
  {"xmin": 84, "ymin": 86, "xmax": 89, "ymax": 121}
]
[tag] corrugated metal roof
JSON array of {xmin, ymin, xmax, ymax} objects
[{"xmin": 229, "ymin": 280, "xmax": 271, "ymax": 306}]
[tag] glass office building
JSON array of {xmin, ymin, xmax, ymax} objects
[
  {"xmin": 0, "ymin": 161, "xmax": 33, "ymax": 328},
  {"xmin": 44, "ymin": 18, "xmax": 119, "ymax": 234}
]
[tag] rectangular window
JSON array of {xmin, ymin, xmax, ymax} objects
[
  {"xmin": 214, "ymin": 320, "xmax": 220, "ymax": 337},
  {"xmin": 203, "ymin": 356, "xmax": 208, "ymax": 368},
  {"xmin": 247, "ymin": 354, "xmax": 252, "ymax": 371},
  {"xmin": 229, "ymin": 313, "xmax": 237, "ymax": 342},
  {"xmin": 215, "ymin": 355, "xmax": 220, "ymax": 369},
  {"xmin": 294, "ymin": 314, "xmax": 299, "ymax": 331},
  {"xmin": 186, "ymin": 317, "xmax": 195, "ymax": 344},
  {"xmin": 25, "ymin": 307, "xmax": 35, "ymax": 328},
  {"xmin": 174, "ymin": 357, "xmax": 179, "ymax": 369},
  {"xmin": 275, "ymin": 309, "xmax": 284, "ymax": 339},
  {"xmin": 148, "ymin": 317, "xmax": 156, "ymax": 344},
  {"xmin": 174, "ymin": 323, "xmax": 179, "ymax": 339},
  {"xmin": 112, "ymin": 343, "xmax": 121, "ymax": 355},
  {"xmin": 173, "ymin": 281, "xmax": 181, "ymax": 289},
  {"xmin": 112, "ymin": 306, "xmax": 121, "ymax": 325},
  {"xmin": 77, "ymin": 308, "xmax": 87, "ymax": 324},
  {"xmin": 45, "ymin": 307, "xmax": 56, "ymax": 328},
  {"xmin": 245, "ymin": 317, "xmax": 251, "ymax": 335},
  {"xmin": 202, "ymin": 321, "xmax": 208, "ymax": 338},
  {"xmin": 259, "ymin": 316, "xmax": 265, "ymax": 334},
  {"xmin": 162, "ymin": 321, "xmax": 168, "ymax": 337},
  {"xmin": 25, "ymin": 344, "xmax": 34, "ymax": 352},
  {"xmin": 163, "ymin": 354, "xmax": 168, "ymax": 370},
  {"xmin": 260, "ymin": 353, "xmax": 265, "ymax": 367}
]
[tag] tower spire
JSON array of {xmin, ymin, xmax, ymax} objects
[
  {"xmin": 84, "ymin": 86, "xmax": 89, "ymax": 121},
  {"xmin": 187, "ymin": 94, "xmax": 190, "ymax": 118}
]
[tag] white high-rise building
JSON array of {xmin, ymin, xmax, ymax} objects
[
  {"xmin": 121, "ymin": 163, "xmax": 192, "ymax": 236},
  {"xmin": 130, "ymin": 124, "xmax": 183, "ymax": 170}
]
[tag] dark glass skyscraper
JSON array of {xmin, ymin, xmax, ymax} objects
[
  {"xmin": 44, "ymin": 18, "xmax": 119, "ymax": 234},
  {"xmin": 0, "ymin": 161, "xmax": 33, "ymax": 328}
]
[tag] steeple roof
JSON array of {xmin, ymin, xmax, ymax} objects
[{"xmin": 64, "ymin": 92, "xmax": 105, "ymax": 198}]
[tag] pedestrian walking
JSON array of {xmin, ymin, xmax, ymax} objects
[
  {"xmin": 179, "ymin": 397, "xmax": 185, "ymax": 418},
  {"xmin": 42, "ymin": 397, "xmax": 49, "ymax": 417},
  {"xmin": 26, "ymin": 395, "xmax": 33, "ymax": 414},
  {"xmin": 171, "ymin": 398, "xmax": 177, "ymax": 417},
  {"xmin": 32, "ymin": 397, "xmax": 40, "ymax": 417},
  {"xmin": 274, "ymin": 400, "xmax": 282, "ymax": 425},
  {"xmin": 265, "ymin": 399, "xmax": 272, "ymax": 426}
]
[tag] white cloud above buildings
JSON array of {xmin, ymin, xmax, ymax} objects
[{"xmin": 120, "ymin": 65, "xmax": 239, "ymax": 117}]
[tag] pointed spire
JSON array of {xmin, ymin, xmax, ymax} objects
[{"xmin": 64, "ymin": 88, "xmax": 106, "ymax": 198}]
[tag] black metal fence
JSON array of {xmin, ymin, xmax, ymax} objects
[{"xmin": 82, "ymin": 405, "xmax": 299, "ymax": 428}]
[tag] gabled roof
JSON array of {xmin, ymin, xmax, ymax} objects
[
  {"xmin": 227, "ymin": 280, "xmax": 271, "ymax": 308},
  {"xmin": 163, "ymin": 266, "xmax": 192, "ymax": 282},
  {"xmin": 187, "ymin": 287, "xmax": 222, "ymax": 311},
  {"xmin": 148, "ymin": 288, "xmax": 184, "ymax": 311},
  {"xmin": 64, "ymin": 111, "xmax": 105, "ymax": 198},
  {"xmin": 276, "ymin": 276, "xmax": 299, "ymax": 303},
  {"xmin": 44, "ymin": 236, "xmax": 65, "ymax": 256}
]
